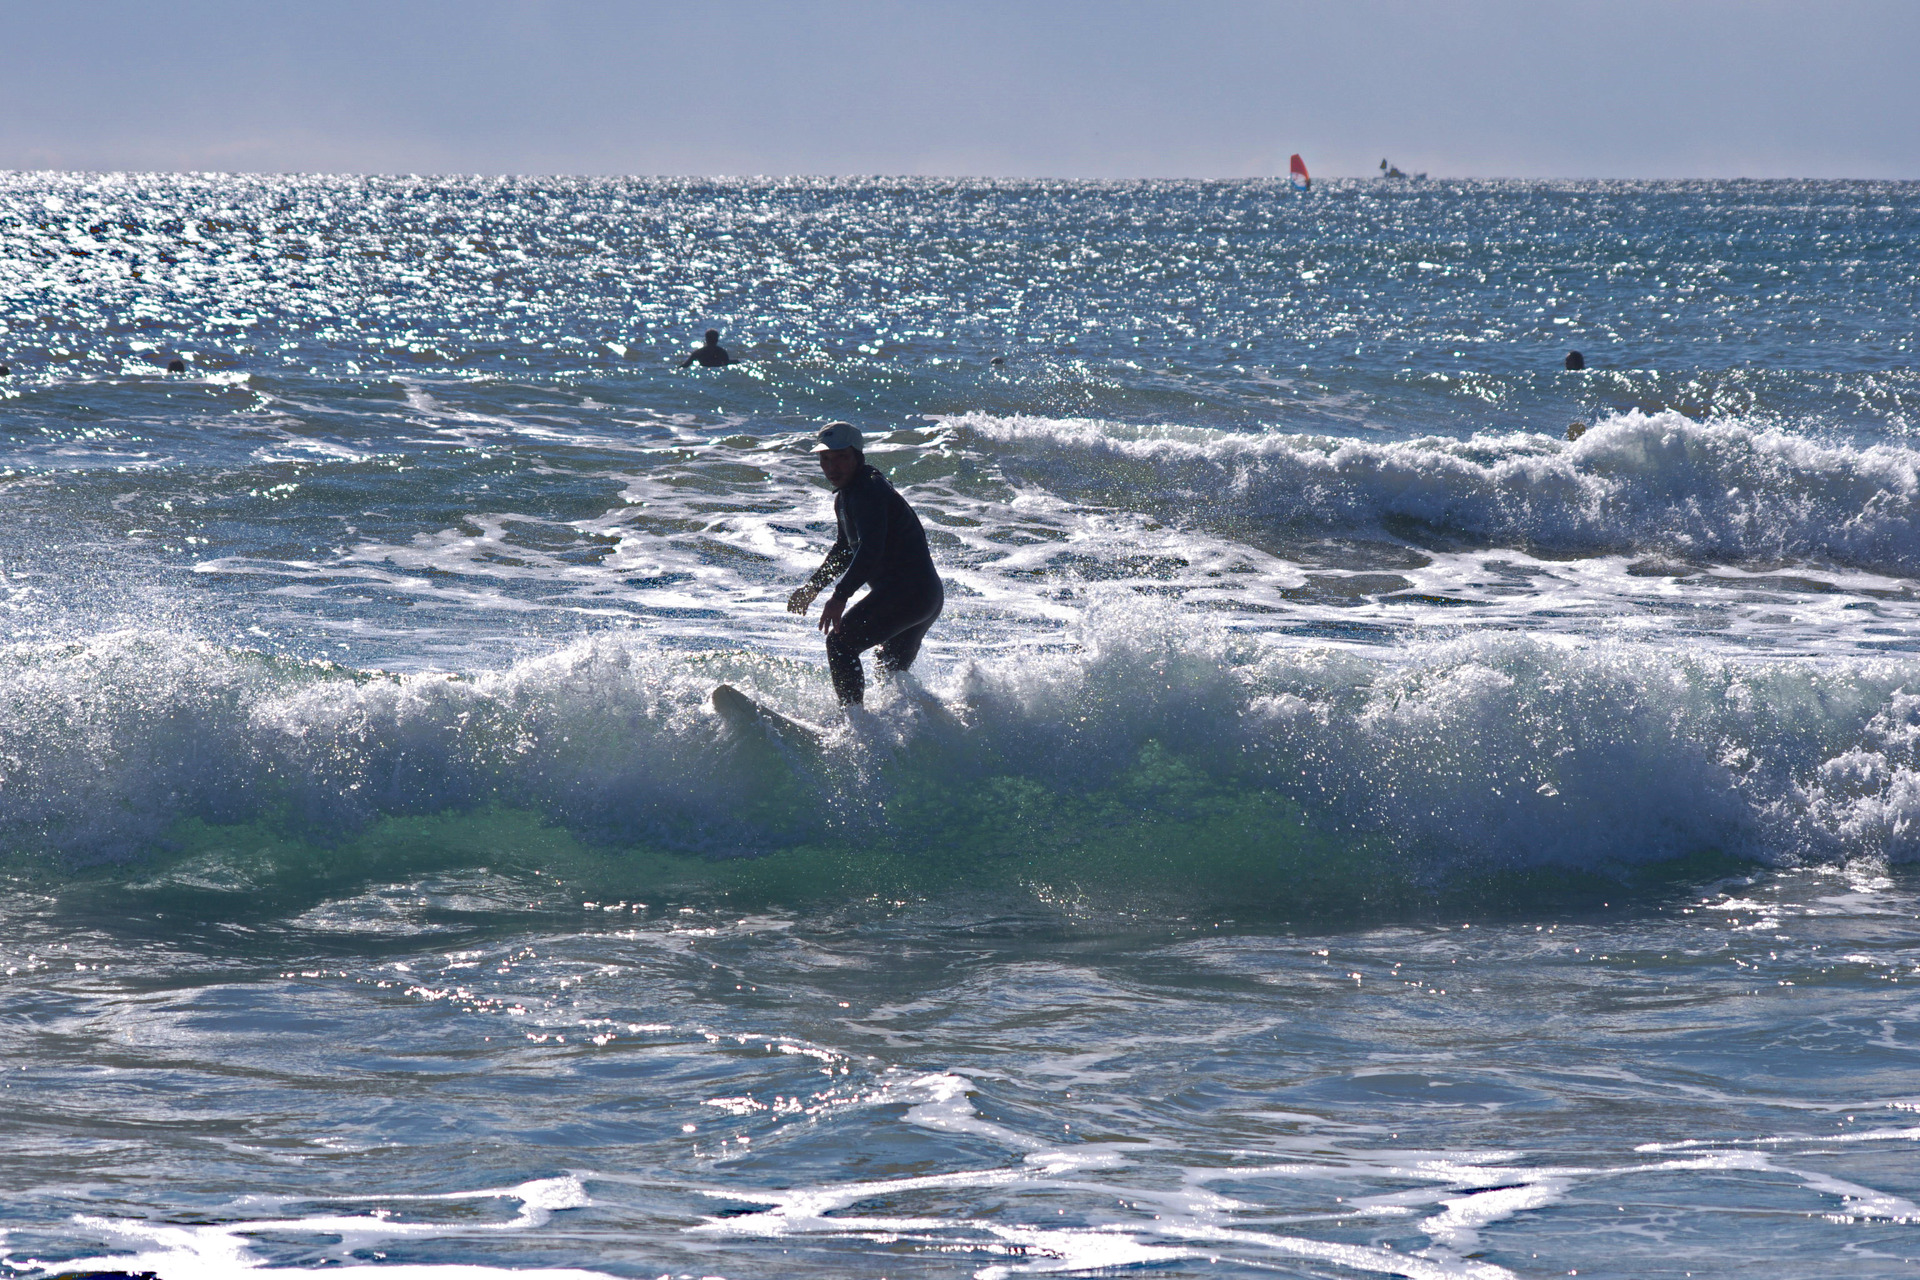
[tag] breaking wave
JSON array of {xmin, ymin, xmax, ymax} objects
[
  {"xmin": 958, "ymin": 410, "xmax": 1920, "ymax": 572},
  {"xmin": 7, "ymin": 610, "xmax": 1920, "ymax": 915}
]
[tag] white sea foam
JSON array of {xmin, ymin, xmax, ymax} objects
[
  {"xmin": 24, "ymin": 1179, "xmax": 601, "ymax": 1279},
  {"xmin": 33, "ymin": 405, "xmax": 1908, "ymax": 679},
  {"xmin": 1416, "ymin": 1178, "xmax": 1571, "ymax": 1256},
  {"xmin": 958, "ymin": 409, "xmax": 1920, "ymax": 574},
  {"xmin": 13, "ymin": 614, "xmax": 1920, "ymax": 881}
]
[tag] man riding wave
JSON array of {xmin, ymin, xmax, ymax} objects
[{"xmin": 787, "ymin": 422, "xmax": 944, "ymax": 705}]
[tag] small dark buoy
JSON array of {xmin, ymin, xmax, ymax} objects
[
  {"xmin": 166, "ymin": 357, "xmax": 186, "ymax": 373},
  {"xmin": 1566, "ymin": 421, "xmax": 1588, "ymax": 441},
  {"xmin": 990, "ymin": 356, "xmax": 1005, "ymax": 366},
  {"xmin": 1564, "ymin": 350, "xmax": 1585, "ymax": 370}
]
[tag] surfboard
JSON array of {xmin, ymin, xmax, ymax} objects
[
  {"xmin": 711, "ymin": 684, "xmax": 827, "ymax": 749},
  {"xmin": 1289, "ymin": 154, "xmax": 1310, "ymax": 192}
]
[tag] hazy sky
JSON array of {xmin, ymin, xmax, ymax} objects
[{"xmin": 3, "ymin": 0, "xmax": 1916, "ymax": 179}]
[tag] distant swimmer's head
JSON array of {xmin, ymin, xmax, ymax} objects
[
  {"xmin": 814, "ymin": 421, "xmax": 865, "ymax": 487},
  {"xmin": 704, "ymin": 329, "xmax": 721, "ymax": 344},
  {"xmin": 1564, "ymin": 350, "xmax": 1585, "ymax": 370},
  {"xmin": 166, "ymin": 357, "xmax": 186, "ymax": 373}
]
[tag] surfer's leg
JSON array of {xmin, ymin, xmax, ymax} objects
[
  {"xmin": 876, "ymin": 581, "xmax": 942, "ymax": 674},
  {"xmin": 825, "ymin": 595, "xmax": 886, "ymax": 704},
  {"xmin": 825, "ymin": 610, "xmax": 869, "ymax": 703},
  {"xmin": 875, "ymin": 618, "xmax": 932, "ymax": 673},
  {"xmin": 825, "ymin": 631, "xmax": 866, "ymax": 704},
  {"xmin": 825, "ymin": 584, "xmax": 941, "ymax": 704}
]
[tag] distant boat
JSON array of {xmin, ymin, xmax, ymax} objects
[
  {"xmin": 1289, "ymin": 154, "xmax": 1311, "ymax": 192},
  {"xmin": 1378, "ymin": 158, "xmax": 1428, "ymax": 182}
]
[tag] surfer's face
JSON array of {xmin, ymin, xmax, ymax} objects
[{"xmin": 817, "ymin": 447, "xmax": 862, "ymax": 489}]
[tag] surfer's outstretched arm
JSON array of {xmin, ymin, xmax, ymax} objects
[{"xmin": 787, "ymin": 537, "xmax": 850, "ymax": 614}]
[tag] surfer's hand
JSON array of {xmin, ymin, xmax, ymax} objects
[
  {"xmin": 787, "ymin": 585, "xmax": 818, "ymax": 614},
  {"xmin": 818, "ymin": 595, "xmax": 845, "ymax": 635}
]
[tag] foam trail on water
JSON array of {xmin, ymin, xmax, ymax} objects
[{"xmin": 26, "ymin": 1179, "xmax": 602, "ymax": 1280}]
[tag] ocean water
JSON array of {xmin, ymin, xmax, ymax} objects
[{"xmin": 3, "ymin": 174, "xmax": 1920, "ymax": 1278}]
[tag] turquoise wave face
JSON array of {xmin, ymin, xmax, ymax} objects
[{"xmin": 11, "ymin": 617, "xmax": 1919, "ymax": 920}]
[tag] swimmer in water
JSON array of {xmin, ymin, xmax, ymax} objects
[
  {"xmin": 787, "ymin": 422, "xmax": 944, "ymax": 706},
  {"xmin": 679, "ymin": 329, "xmax": 733, "ymax": 368}
]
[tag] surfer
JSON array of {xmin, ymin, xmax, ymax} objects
[
  {"xmin": 678, "ymin": 329, "xmax": 733, "ymax": 368},
  {"xmin": 786, "ymin": 421, "xmax": 944, "ymax": 705}
]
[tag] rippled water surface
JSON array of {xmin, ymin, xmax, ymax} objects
[{"xmin": 2, "ymin": 175, "xmax": 1919, "ymax": 1278}]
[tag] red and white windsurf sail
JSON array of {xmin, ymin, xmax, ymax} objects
[{"xmin": 1289, "ymin": 154, "xmax": 1311, "ymax": 191}]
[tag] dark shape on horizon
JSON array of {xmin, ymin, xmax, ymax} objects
[
  {"xmin": 679, "ymin": 329, "xmax": 732, "ymax": 368},
  {"xmin": 1565, "ymin": 350, "xmax": 1585, "ymax": 370},
  {"xmin": 1378, "ymin": 158, "xmax": 1427, "ymax": 181}
]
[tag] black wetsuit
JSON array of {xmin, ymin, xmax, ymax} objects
[
  {"xmin": 681, "ymin": 343, "xmax": 731, "ymax": 368},
  {"xmin": 804, "ymin": 464, "xmax": 943, "ymax": 704}
]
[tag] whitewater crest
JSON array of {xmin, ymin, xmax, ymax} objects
[
  {"xmin": 7, "ymin": 612, "xmax": 1920, "ymax": 908},
  {"xmin": 956, "ymin": 409, "xmax": 1920, "ymax": 573}
]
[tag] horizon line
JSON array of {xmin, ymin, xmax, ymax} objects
[{"xmin": 5, "ymin": 170, "xmax": 1916, "ymax": 184}]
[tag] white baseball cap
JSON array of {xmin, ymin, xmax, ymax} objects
[{"xmin": 813, "ymin": 421, "xmax": 864, "ymax": 452}]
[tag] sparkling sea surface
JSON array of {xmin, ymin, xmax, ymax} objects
[{"xmin": 2, "ymin": 175, "xmax": 1919, "ymax": 1278}]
